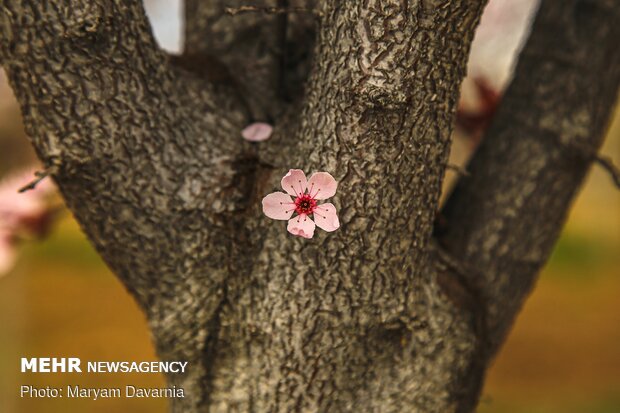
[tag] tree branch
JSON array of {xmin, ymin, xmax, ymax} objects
[
  {"xmin": 237, "ymin": 1, "xmax": 490, "ymax": 410},
  {"xmin": 438, "ymin": 0, "xmax": 620, "ymax": 355},
  {"xmin": 1, "ymin": 2, "xmax": 252, "ymax": 409},
  {"xmin": 594, "ymin": 153, "xmax": 620, "ymax": 188},
  {"xmin": 259, "ymin": 0, "xmax": 487, "ymax": 256}
]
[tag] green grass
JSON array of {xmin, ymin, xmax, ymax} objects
[
  {"xmin": 20, "ymin": 220, "xmax": 105, "ymax": 271},
  {"xmin": 545, "ymin": 231, "xmax": 617, "ymax": 277}
]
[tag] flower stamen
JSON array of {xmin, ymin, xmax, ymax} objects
[{"xmin": 294, "ymin": 193, "xmax": 317, "ymax": 216}]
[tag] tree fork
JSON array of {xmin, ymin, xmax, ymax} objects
[{"xmin": 2, "ymin": 0, "xmax": 618, "ymax": 412}]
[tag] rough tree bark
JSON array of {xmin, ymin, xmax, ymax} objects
[{"xmin": 0, "ymin": 0, "xmax": 618, "ymax": 412}]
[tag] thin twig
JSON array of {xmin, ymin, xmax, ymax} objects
[
  {"xmin": 446, "ymin": 163, "xmax": 470, "ymax": 177},
  {"xmin": 225, "ymin": 6, "xmax": 321, "ymax": 17},
  {"xmin": 593, "ymin": 154, "xmax": 620, "ymax": 189},
  {"xmin": 18, "ymin": 166, "xmax": 57, "ymax": 193},
  {"xmin": 567, "ymin": 136, "xmax": 620, "ymax": 190}
]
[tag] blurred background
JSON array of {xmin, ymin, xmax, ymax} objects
[{"xmin": 0, "ymin": 1, "xmax": 618, "ymax": 412}]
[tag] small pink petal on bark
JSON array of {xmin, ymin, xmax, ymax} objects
[
  {"xmin": 262, "ymin": 192, "xmax": 295, "ymax": 220},
  {"xmin": 307, "ymin": 172, "xmax": 337, "ymax": 200},
  {"xmin": 314, "ymin": 203, "xmax": 340, "ymax": 232},
  {"xmin": 281, "ymin": 169, "xmax": 307, "ymax": 197},
  {"xmin": 241, "ymin": 122, "xmax": 273, "ymax": 142},
  {"xmin": 287, "ymin": 214, "xmax": 315, "ymax": 239}
]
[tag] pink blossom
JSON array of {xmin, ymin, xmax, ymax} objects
[
  {"xmin": 262, "ymin": 169, "xmax": 340, "ymax": 239},
  {"xmin": 241, "ymin": 122, "xmax": 273, "ymax": 142},
  {"xmin": 0, "ymin": 168, "xmax": 55, "ymax": 276}
]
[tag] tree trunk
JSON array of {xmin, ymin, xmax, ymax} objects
[{"xmin": 1, "ymin": 0, "xmax": 618, "ymax": 412}]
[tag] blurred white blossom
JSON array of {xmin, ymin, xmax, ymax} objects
[
  {"xmin": 458, "ymin": 0, "xmax": 540, "ymax": 141},
  {"xmin": 467, "ymin": 0, "xmax": 540, "ymax": 93}
]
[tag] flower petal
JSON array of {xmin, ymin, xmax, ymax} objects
[
  {"xmin": 281, "ymin": 169, "xmax": 307, "ymax": 197},
  {"xmin": 313, "ymin": 203, "xmax": 340, "ymax": 232},
  {"xmin": 241, "ymin": 122, "xmax": 273, "ymax": 142},
  {"xmin": 287, "ymin": 214, "xmax": 316, "ymax": 239},
  {"xmin": 262, "ymin": 192, "xmax": 295, "ymax": 220},
  {"xmin": 307, "ymin": 172, "xmax": 337, "ymax": 200}
]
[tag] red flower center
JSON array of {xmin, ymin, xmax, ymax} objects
[{"xmin": 294, "ymin": 194, "xmax": 317, "ymax": 215}]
